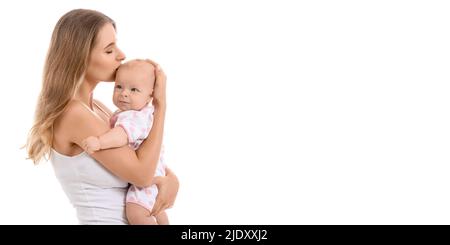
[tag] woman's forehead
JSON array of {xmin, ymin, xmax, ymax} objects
[{"xmin": 96, "ymin": 23, "xmax": 117, "ymax": 48}]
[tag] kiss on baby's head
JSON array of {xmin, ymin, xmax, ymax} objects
[{"xmin": 113, "ymin": 59, "xmax": 156, "ymax": 111}]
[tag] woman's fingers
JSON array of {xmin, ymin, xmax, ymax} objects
[
  {"xmin": 145, "ymin": 58, "xmax": 158, "ymax": 68},
  {"xmin": 145, "ymin": 59, "xmax": 162, "ymax": 72},
  {"xmin": 150, "ymin": 198, "xmax": 164, "ymax": 216},
  {"xmin": 152, "ymin": 68, "xmax": 167, "ymax": 107},
  {"xmin": 149, "ymin": 175, "xmax": 170, "ymax": 216},
  {"xmin": 155, "ymin": 67, "xmax": 166, "ymax": 83}
]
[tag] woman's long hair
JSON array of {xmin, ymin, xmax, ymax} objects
[{"xmin": 26, "ymin": 9, "xmax": 115, "ymax": 164}]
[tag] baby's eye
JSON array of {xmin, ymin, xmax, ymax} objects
[
  {"xmin": 115, "ymin": 85, "xmax": 122, "ymax": 89},
  {"xmin": 131, "ymin": 88, "xmax": 140, "ymax": 92}
]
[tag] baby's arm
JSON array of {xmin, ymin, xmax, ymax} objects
[{"xmin": 82, "ymin": 127, "xmax": 128, "ymax": 154}]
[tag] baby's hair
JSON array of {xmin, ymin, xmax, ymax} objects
[
  {"xmin": 118, "ymin": 59, "xmax": 156, "ymax": 75},
  {"xmin": 121, "ymin": 58, "xmax": 155, "ymax": 68},
  {"xmin": 143, "ymin": 59, "xmax": 156, "ymax": 67}
]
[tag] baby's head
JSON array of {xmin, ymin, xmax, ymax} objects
[{"xmin": 113, "ymin": 59, "xmax": 155, "ymax": 111}]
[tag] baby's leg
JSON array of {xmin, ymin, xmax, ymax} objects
[
  {"xmin": 126, "ymin": 202, "xmax": 157, "ymax": 225},
  {"xmin": 155, "ymin": 211, "xmax": 169, "ymax": 225}
]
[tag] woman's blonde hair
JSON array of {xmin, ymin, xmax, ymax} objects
[{"xmin": 26, "ymin": 9, "xmax": 115, "ymax": 164}]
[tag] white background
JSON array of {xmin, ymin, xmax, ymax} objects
[{"xmin": 1, "ymin": 0, "xmax": 450, "ymax": 224}]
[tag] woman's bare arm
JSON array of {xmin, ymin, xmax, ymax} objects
[{"xmin": 63, "ymin": 100, "xmax": 164, "ymax": 187}]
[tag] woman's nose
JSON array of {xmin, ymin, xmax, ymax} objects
[{"xmin": 117, "ymin": 48, "xmax": 126, "ymax": 61}]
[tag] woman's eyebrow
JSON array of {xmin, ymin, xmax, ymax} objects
[{"xmin": 104, "ymin": 42, "xmax": 115, "ymax": 49}]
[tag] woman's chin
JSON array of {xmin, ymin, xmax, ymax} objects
[
  {"xmin": 102, "ymin": 77, "xmax": 115, "ymax": 82},
  {"xmin": 103, "ymin": 72, "xmax": 117, "ymax": 82}
]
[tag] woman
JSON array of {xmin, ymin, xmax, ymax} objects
[{"xmin": 25, "ymin": 9, "xmax": 179, "ymax": 224}]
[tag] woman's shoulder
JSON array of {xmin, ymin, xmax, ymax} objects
[
  {"xmin": 53, "ymin": 100, "xmax": 94, "ymax": 151},
  {"xmin": 62, "ymin": 100, "xmax": 92, "ymax": 120},
  {"xmin": 58, "ymin": 100, "xmax": 111, "ymax": 143},
  {"xmin": 59, "ymin": 100, "xmax": 108, "ymax": 132}
]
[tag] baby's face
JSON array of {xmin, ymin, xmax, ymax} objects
[{"xmin": 113, "ymin": 62, "xmax": 155, "ymax": 111}]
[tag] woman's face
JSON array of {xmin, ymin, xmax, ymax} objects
[{"xmin": 85, "ymin": 23, "xmax": 126, "ymax": 82}]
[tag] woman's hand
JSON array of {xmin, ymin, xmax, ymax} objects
[
  {"xmin": 146, "ymin": 59, "xmax": 166, "ymax": 109},
  {"xmin": 150, "ymin": 168, "xmax": 179, "ymax": 216}
]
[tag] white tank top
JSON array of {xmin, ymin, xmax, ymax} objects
[{"xmin": 50, "ymin": 149, "xmax": 129, "ymax": 225}]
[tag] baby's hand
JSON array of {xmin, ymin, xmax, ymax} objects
[{"xmin": 81, "ymin": 136, "xmax": 101, "ymax": 154}]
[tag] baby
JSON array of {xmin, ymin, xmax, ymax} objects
[{"xmin": 82, "ymin": 59, "xmax": 168, "ymax": 225}]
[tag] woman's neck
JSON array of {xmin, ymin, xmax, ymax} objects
[{"xmin": 74, "ymin": 80, "xmax": 98, "ymax": 109}]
